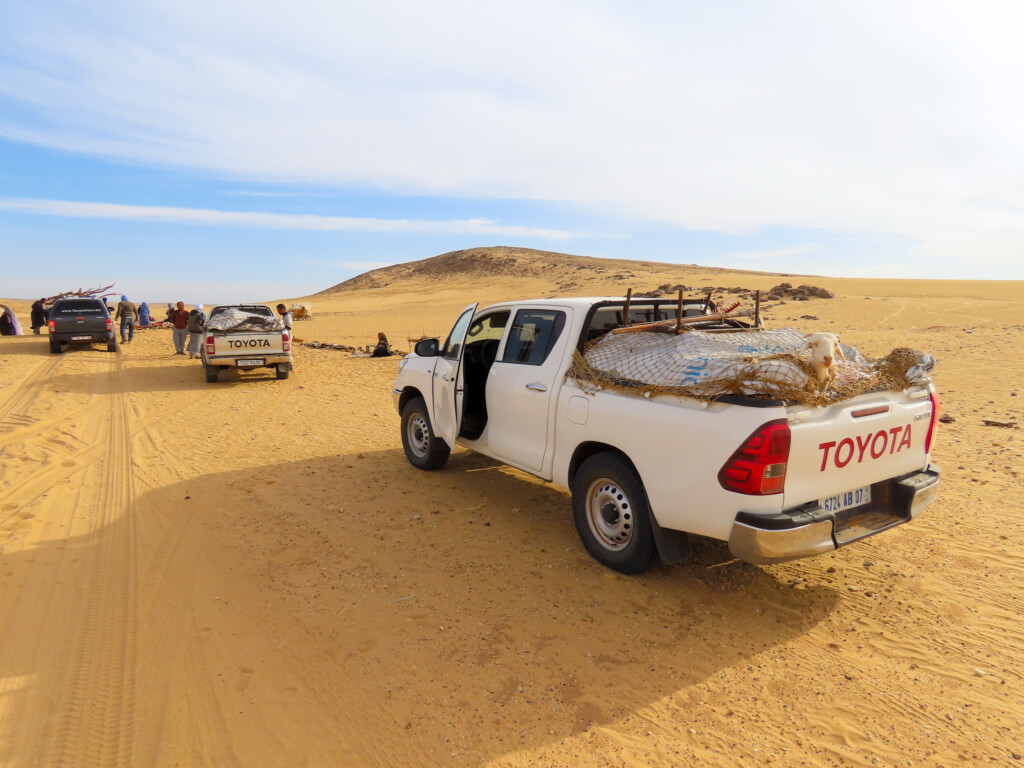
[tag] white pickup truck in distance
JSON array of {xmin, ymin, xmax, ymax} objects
[
  {"xmin": 200, "ymin": 304, "xmax": 292, "ymax": 383},
  {"xmin": 392, "ymin": 297, "xmax": 940, "ymax": 574}
]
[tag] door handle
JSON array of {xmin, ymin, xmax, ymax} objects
[
  {"xmin": 525, "ymin": 382, "xmax": 547, "ymax": 392},
  {"xmin": 442, "ymin": 373, "xmax": 452, "ymax": 382}
]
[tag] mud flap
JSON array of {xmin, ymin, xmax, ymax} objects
[{"xmin": 650, "ymin": 513, "xmax": 692, "ymax": 565}]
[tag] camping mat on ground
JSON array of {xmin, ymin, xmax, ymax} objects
[
  {"xmin": 568, "ymin": 327, "xmax": 934, "ymax": 406},
  {"xmin": 206, "ymin": 308, "xmax": 285, "ymax": 332}
]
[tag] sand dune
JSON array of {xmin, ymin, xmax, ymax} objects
[{"xmin": 1, "ymin": 250, "xmax": 1022, "ymax": 766}]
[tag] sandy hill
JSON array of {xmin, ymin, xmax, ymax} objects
[{"xmin": 317, "ymin": 246, "xmax": 800, "ymax": 296}]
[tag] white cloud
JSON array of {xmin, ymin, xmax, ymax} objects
[
  {"xmin": 0, "ymin": 197, "xmax": 575, "ymax": 238},
  {"xmin": 1, "ymin": 1, "xmax": 1023, "ymax": 275}
]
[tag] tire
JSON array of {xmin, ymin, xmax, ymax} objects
[
  {"xmin": 107, "ymin": 338, "xmax": 118, "ymax": 352},
  {"xmin": 571, "ymin": 452, "xmax": 657, "ymax": 574},
  {"xmin": 205, "ymin": 365, "xmax": 219, "ymax": 383},
  {"xmin": 275, "ymin": 363, "xmax": 290, "ymax": 380},
  {"xmin": 49, "ymin": 339, "xmax": 61, "ymax": 354},
  {"xmin": 400, "ymin": 396, "xmax": 450, "ymax": 470}
]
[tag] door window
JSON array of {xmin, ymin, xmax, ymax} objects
[
  {"xmin": 466, "ymin": 312, "xmax": 509, "ymax": 343},
  {"xmin": 501, "ymin": 310, "xmax": 566, "ymax": 366},
  {"xmin": 441, "ymin": 307, "xmax": 476, "ymax": 360}
]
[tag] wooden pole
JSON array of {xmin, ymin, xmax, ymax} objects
[
  {"xmin": 676, "ymin": 289, "xmax": 683, "ymax": 333},
  {"xmin": 754, "ymin": 289, "xmax": 762, "ymax": 329},
  {"xmin": 610, "ymin": 308, "xmax": 754, "ymax": 334},
  {"xmin": 622, "ymin": 288, "xmax": 632, "ymax": 327}
]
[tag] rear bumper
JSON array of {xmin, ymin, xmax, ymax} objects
[
  {"xmin": 206, "ymin": 354, "xmax": 291, "ymax": 368},
  {"xmin": 728, "ymin": 465, "xmax": 940, "ymax": 564},
  {"xmin": 51, "ymin": 331, "xmax": 114, "ymax": 343}
]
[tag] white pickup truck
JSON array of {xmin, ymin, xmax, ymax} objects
[
  {"xmin": 392, "ymin": 297, "xmax": 940, "ymax": 573},
  {"xmin": 200, "ymin": 304, "xmax": 292, "ymax": 383}
]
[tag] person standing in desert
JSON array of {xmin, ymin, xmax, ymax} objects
[
  {"xmin": 168, "ymin": 301, "xmax": 190, "ymax": 355},
  {"xmin": 186, "ymin": 303, "xmax": 206, "ymax": 358},
  {"xmin": 115, "ymin": 295, "xmax": 137, "ymax": 343},
  {"xmin": 30, "ymin": 299, "xmax": 46, "ymax": 334}
]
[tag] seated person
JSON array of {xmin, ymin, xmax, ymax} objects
[{"xmin": 372, "ymin": 332, "xmax": 393, "ymax": 357}]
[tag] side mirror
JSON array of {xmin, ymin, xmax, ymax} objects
[{"xmin": 414, "ymin": 338, "xmax": 440, "ymax": 357}]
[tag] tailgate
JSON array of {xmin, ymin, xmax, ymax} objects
[
  {"xmin": 784, "ymin": 387, "xmax": 935, "ymax": 507},
  {"xmin": 54, "ymin": 316, "xmax": 107, "ymax": 333},
  {"xmin": 213, "ymin": 332, "xmax": 283, "ymax": 355}
]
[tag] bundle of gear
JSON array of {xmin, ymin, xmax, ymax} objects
[
  {"xmin": 568, "ymin": 327, "xmax": 936, "ymax": 407},
  {"xmin": 205, "ymin": 308, "xmax": 285, "ymax": 333}
]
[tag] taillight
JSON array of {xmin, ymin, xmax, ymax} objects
[
  {"xmin": 105, "ymin": 318, "xmax": 112, "ymax": 331},
  {"xmin": 282, "ymin": 332, "xmax": 290, "ymax": 352},
  {"xmin": 48, "ymin": 320, "xmax": 55, "ymax": 333},
  {"xmin": 925, "ymin": 391, "xmax": 940, "ymax": 454},
  {"xmin": 205, "ymin": 335, "xmax": 215, "ymax": 354},
  {"xmin": 718, "ymin": 419, "xmax": 791, "ymax": 495}
]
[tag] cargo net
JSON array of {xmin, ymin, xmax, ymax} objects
[
  {"xmin": 567, "ymin": 327, "xmax": 935, "ymax": 407},
  {"xmin": 206, "ymin": 307, "xmax": 284, "ymax": 332}
]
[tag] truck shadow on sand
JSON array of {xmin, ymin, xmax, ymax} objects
[
  {"xmin": 0, "ymin": 337, "xmax": 53, "ymax": 355},
  {"xmin": 46, "ymin": 361, "xmax": 286, "ymax": 393},
  {"xmin": 0, "ymin": 447, "xmax": 840, "ymax": 766}
]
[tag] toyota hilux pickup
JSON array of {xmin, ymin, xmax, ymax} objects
[
  {"xmin": 47, "ymin": 298, "xmax": 117, "ymax": 353},
  {"xmin": 392, "ymin": 297, "xmax": 940, "ymax": 573},
  {"xmin": 200, "ymin": 304, "xmax": 291, "ymax": 382}
]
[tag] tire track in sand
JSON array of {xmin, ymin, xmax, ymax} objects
[
  {"xmin": 42, "ymin": 352, "xmax": 140, "ymax": 767},
  {"xmin": 0, "ymin": 385, "xmax": 212, "ymax": 533},
  {"xmin": 0, "ymin": 355, "xmax": 59, "ymax": 428}
]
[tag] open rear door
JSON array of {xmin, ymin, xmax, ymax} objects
[{"xmin": 431, "ymin": 303, "xmax": 478, "ymax": 449}]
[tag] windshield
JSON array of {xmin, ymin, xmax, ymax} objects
[{"xmin": 52, "ymin": 300, "xmax": 107, "ymax": 314}]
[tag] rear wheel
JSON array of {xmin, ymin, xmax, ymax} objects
[
  {"xmin": 275, "ymin": 363, "xmax": 290, "ymax": 380},
  {"xmin": 205, "ymin": 365, "xmax": 219, "ymax": 383},
  {"xmin": 400, "ymin": 396, "xmax": 450, "ymax": 470},
  {"xmin": 49, "ymin": 338, "xmax": 61, "ymax": 354},
  {"xmin": 107, "ymin": 338, "xmax": 117, "ymax": 352},
  {"xmin": 571, "ymin": 452, "xmax": 657, "ymax": 574}
]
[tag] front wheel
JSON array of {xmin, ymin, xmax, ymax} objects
[
  {"xmin": 571, "ymin": 452, "xmax": 657, "ymax": 574},
  {"xmin": 400, "ymin": 396, "xmax": 450, "ymax": 470}
]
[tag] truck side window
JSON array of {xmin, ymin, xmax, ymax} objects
[{"xmin": 502, "ymin": 310, "xmax": 566, "ymax": 366}]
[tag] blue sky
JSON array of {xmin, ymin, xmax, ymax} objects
[{"xmin": 2, "ymin": 1, "xmax": 1022, "ymax": 304}]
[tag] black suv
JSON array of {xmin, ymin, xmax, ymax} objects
[{"xmin": 47, "ymin": 298, "xmax": 117, "ymax": 353}]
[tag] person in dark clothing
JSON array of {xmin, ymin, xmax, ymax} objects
[
  {"xmin": 0, "ymin": 305, "xmax": 22, "ymax": 335},
  {"xmin": 31, "ymin": 300, "xmax": 47, "ymax": 334},
  {"xmin": 372, "ymin": 332, "xmax": 393, "ymax": 357},
  {"xmin": 168, "ymin": 301, "xmax": 190, "ymax": 355},
  {"xmin": 115, "ymin": 295, "xmax": 138, "ymax": 343}
]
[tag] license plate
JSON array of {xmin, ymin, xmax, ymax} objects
[
  {"xmin": 237, "ymin": 359, "xmax": 264, "ymax": 366},
  {"xmin": 71, "ymin": 335, "xmax": 91, "ymax": 341},
  {"xmin": 820, "ymin": 486, "xmax": 871, "ymax": 514}
]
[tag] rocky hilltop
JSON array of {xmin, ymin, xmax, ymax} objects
[{"xmin": 316, "ymin": 246, "xmax": 794, "ymax": 295}]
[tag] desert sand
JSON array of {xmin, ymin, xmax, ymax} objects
[{"xmin": 1, "ymin": 248, "xmax": 1022, "ymax": 767}]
